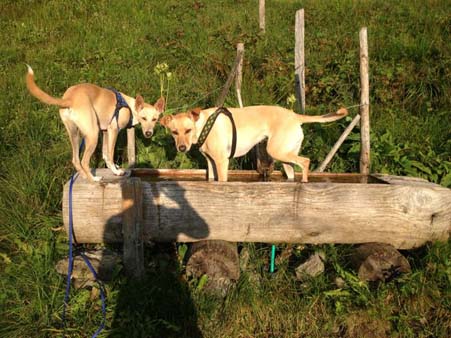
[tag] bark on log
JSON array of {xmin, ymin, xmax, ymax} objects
[
  {"xmin": 63, "ymin": 169, "xmax": 451, "ymax": 249},
  {"xmin": 351, "ymin": 243, "xmax": 411, "ymax": 282},
  {"xmin": 185, "ymin": 240, "xmax": 240, "ymax": 295}
]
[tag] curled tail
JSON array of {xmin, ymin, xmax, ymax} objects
[
  {"xmin": 26, "ymin": 65, "xmax": 71, "ymax": 107},
  {"xmin": 296, "ymin": 107, "xmax": 348, "ymax": 124}
]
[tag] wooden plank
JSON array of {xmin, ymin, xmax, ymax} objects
[
  {"xmin": 316, "ymin": 114, "xmax": 361, "ymax": 172},
  {"xmin": 295, "ymin": 9, "xmax": 306, "ymax": 113},
  {"xmin": 359, "ymin": 27, "xmax": 370, "ymax": 175}
]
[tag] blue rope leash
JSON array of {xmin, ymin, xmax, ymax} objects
[{"xmin": 62, "ymin": 139, "xmax": 106, "ymax": 338}]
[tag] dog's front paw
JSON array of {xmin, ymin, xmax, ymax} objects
[
  {"xmin": 114, "ymin": 168, "xmax": 126, "ymax": 176},
  {"xmin": 92, "ymin": 176, "xmax": 103, "ymax": 182}
]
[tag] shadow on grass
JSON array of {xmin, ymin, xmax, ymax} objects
[
  {"xmin": 108, "ymin": 243, "xmax": 203, "ymax": 338},
  {"xmin": 102, "ymin": 179, "xmax": 209, "ymax": 337}
]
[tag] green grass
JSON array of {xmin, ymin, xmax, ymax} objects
[{"xmin": 1, "ymin": 0, "xmax": 450, "ymax": 337}]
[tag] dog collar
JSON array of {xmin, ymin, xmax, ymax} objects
[
  {"xmin": 108, "ymin": 88, "xmax": 134, "ymax": 130},
  {"xmin": 196, "ymin": 107, "xmax": 237, "ymax": 159}
]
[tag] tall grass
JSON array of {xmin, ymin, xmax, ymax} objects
[{"xmin": 1, "ymin": 0, "xmax": 450, "ymax": 337}]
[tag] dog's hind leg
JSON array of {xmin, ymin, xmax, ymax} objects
[
  {"xmin": 80, "ymin": 132, "xmax": 101, "ymax": 182},
  {"xmin": 267, "ymin": 127, "xmax": 310, "ymax": 182},
  {"xmin": 277, "ymin": 154, "xmax": 310, "ymax": 182},
  {"xmin": 282, "ymin": 163, "xmax": 295, "ymax": 181},
  {"xmin": 61, "ymin": 117, "xmax": 85, "ymax": 179}
]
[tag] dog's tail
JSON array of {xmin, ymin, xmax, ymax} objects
[
  {"xmin": 26, "ymin": 65, "xmax": 71, "ymax": 107},
  {"xmin": 295, "ymin": 107, "xmax": 348, "ymax": 124}
]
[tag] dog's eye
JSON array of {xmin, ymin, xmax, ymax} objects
[
  {"xmin": 142, "ymin": 117, "xmax": 147, "ymax": 121},
  {"xmin": 172, "ymin": 130, "xmax": 179, "ymax": 135},
  {"xmin": 152, "ymin": 118, "xmax": 157, "ymax": 122},
  {"xmin": 185, "ymin": 129, "xmax": 191, "ymax": 134}
]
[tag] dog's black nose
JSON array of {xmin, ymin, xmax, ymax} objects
[
  {"xmin": 145, "ymin": 131, "xmax": 153, "ymax": 138},
  {"xmin": 179, "ymin": 145, "xmax": 187, "ymax": 152}
]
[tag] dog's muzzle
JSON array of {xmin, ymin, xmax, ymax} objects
[
  {"xmin": 144, "ymin": 131, "xmax": 153, "ymax": 138},
  {"xmin": 178, "ymin": 145, "xmax": 187, "ymax": 152}
]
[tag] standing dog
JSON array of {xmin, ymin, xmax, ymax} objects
[
  {"xmin": 26, "ymin": 66, "xmax": 165, "ymax": 182},
  {"xmin": 160, "ymin": 106, "xmax": 347, "ymax": 182}
]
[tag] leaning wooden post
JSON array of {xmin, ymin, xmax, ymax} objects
[
  {"xmin": 235, "ymin": 43, "xmax": 244, "ymax": 108},
  {"xmin": 259, "ymin": 0, "xmax": 265, "ymax": 33},
  {"xmin": 127, "ymin": 128, "xmax": 136, "ymax": 167},
  {"xmin": 359, "ymin": 27, "xmax": 370, "ymax": 175},
  {"xmin": 316, "ymin": 114, "xmax": 361, "ymax": 172},
  {"xmin": 295, "ymin": 9, "xmax": 305, "ymax": 113},
  {"xmin": 215, "ymin": 46, "xmax": 244, "ymax": 107},
  {"xmin": 122, "ymin": 178, "xmax": 144, "ymax": 278}
]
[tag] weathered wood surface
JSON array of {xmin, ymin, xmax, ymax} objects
[
  {"xmin": 63, "ymin": 169, "xmax": 451, "ymax": 249},
  {"xmin": 122, "ymin": 178, "xmax": 144, "ymax": 277}
]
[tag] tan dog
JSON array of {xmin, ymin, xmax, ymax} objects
[
  {"xmin": 26, "ymin": 66, "xmax": 165, "ymax": 182},
  {"xmin": 160, "ymin": 106, "xmax": 348, "ymax": 182}
]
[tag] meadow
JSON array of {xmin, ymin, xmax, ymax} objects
[{"xmin": 0, "ymin": 0, "xmax": 450, "ymax": 337}]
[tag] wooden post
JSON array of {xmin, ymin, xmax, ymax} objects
[
  {"xmin": 259, "ymin": 0, "xmax": 265, "ymax": 33},
  {"xmin": 316, "ymin": 114, "xmax": 361, "ymax": 172},
  {"xmin": 127, "ymin": 128, "xmax": 136, "ymax": 167},
  {"xmin": 215, "ymin": 45, "xmax": 244, "ymax": 107},
  {"xmin": 359, "ymin": 27, "xmax": 370, "ymax": 175},
  {"xmin": 121, "ymin": 178, "xmax": 144, "ymax": 278},
  {"xmin": 235, "ymin": 43, "xmax": 244, "ymax": 108},
  {"xmin": 295, "ymin": 9, "xmax": 305, "ymax": 113}
]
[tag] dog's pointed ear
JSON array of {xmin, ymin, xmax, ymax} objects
[
  {"xmin": 189, "ymin": 107, "xmax": 202, "ymax": 121},
  {"xmin": 154, "ymin": 96, "xmax": 166, "ymax": 113},
  {"xmin": 159, "ymin": 114, "xmax": 172, "ymax": 128},
  {"xmin": 135, "ymin": 95, "xmax": 145, "ymax": 112}
]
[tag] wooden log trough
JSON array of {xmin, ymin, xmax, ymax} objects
[{"xmin": 63, "ymin": 168, "xmax": 451, "ymax": 249}]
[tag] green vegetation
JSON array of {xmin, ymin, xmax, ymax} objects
[{"xmin": 1, "ymin": 0, "xmax": 449, "ymax": 337}]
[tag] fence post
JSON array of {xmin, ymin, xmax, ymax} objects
[
  {"xmin": 359, "ymin": 27, "xmax": 370, "ymax": 175},
  {"xmin": 216, "ymin": 46, "xmax": 244, "ymax": 107},
  {"xmin": 259, "ymin": 0, "xmax": 265, "ymax": 33},
  {"xmin": 316, "ymin": 114, "xmax": 361, "ymax": 172},
  {"xmin": 235, "ymin": 43, "xmax": 244, "ymax": 108},
  {"xmin": 295, "ymin": 9, "xmax": 306, "ymax": 114}
]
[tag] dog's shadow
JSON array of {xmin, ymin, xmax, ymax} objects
[{"xmin": 102, "ymin": 180, "xmax": 208, "ymax": 338}]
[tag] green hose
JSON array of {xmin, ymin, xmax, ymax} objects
[{"xmin": 270, "ymin": 244, "xmax": 276, "ymax": 273}]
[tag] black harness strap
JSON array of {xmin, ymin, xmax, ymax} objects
[
  {"xmin": 107, "ymin": 88, "xmax": 134, "ymax": 130},
  {"xmin": 196, "ymin": 107, "xmax": 237, "ymax": 159}
]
